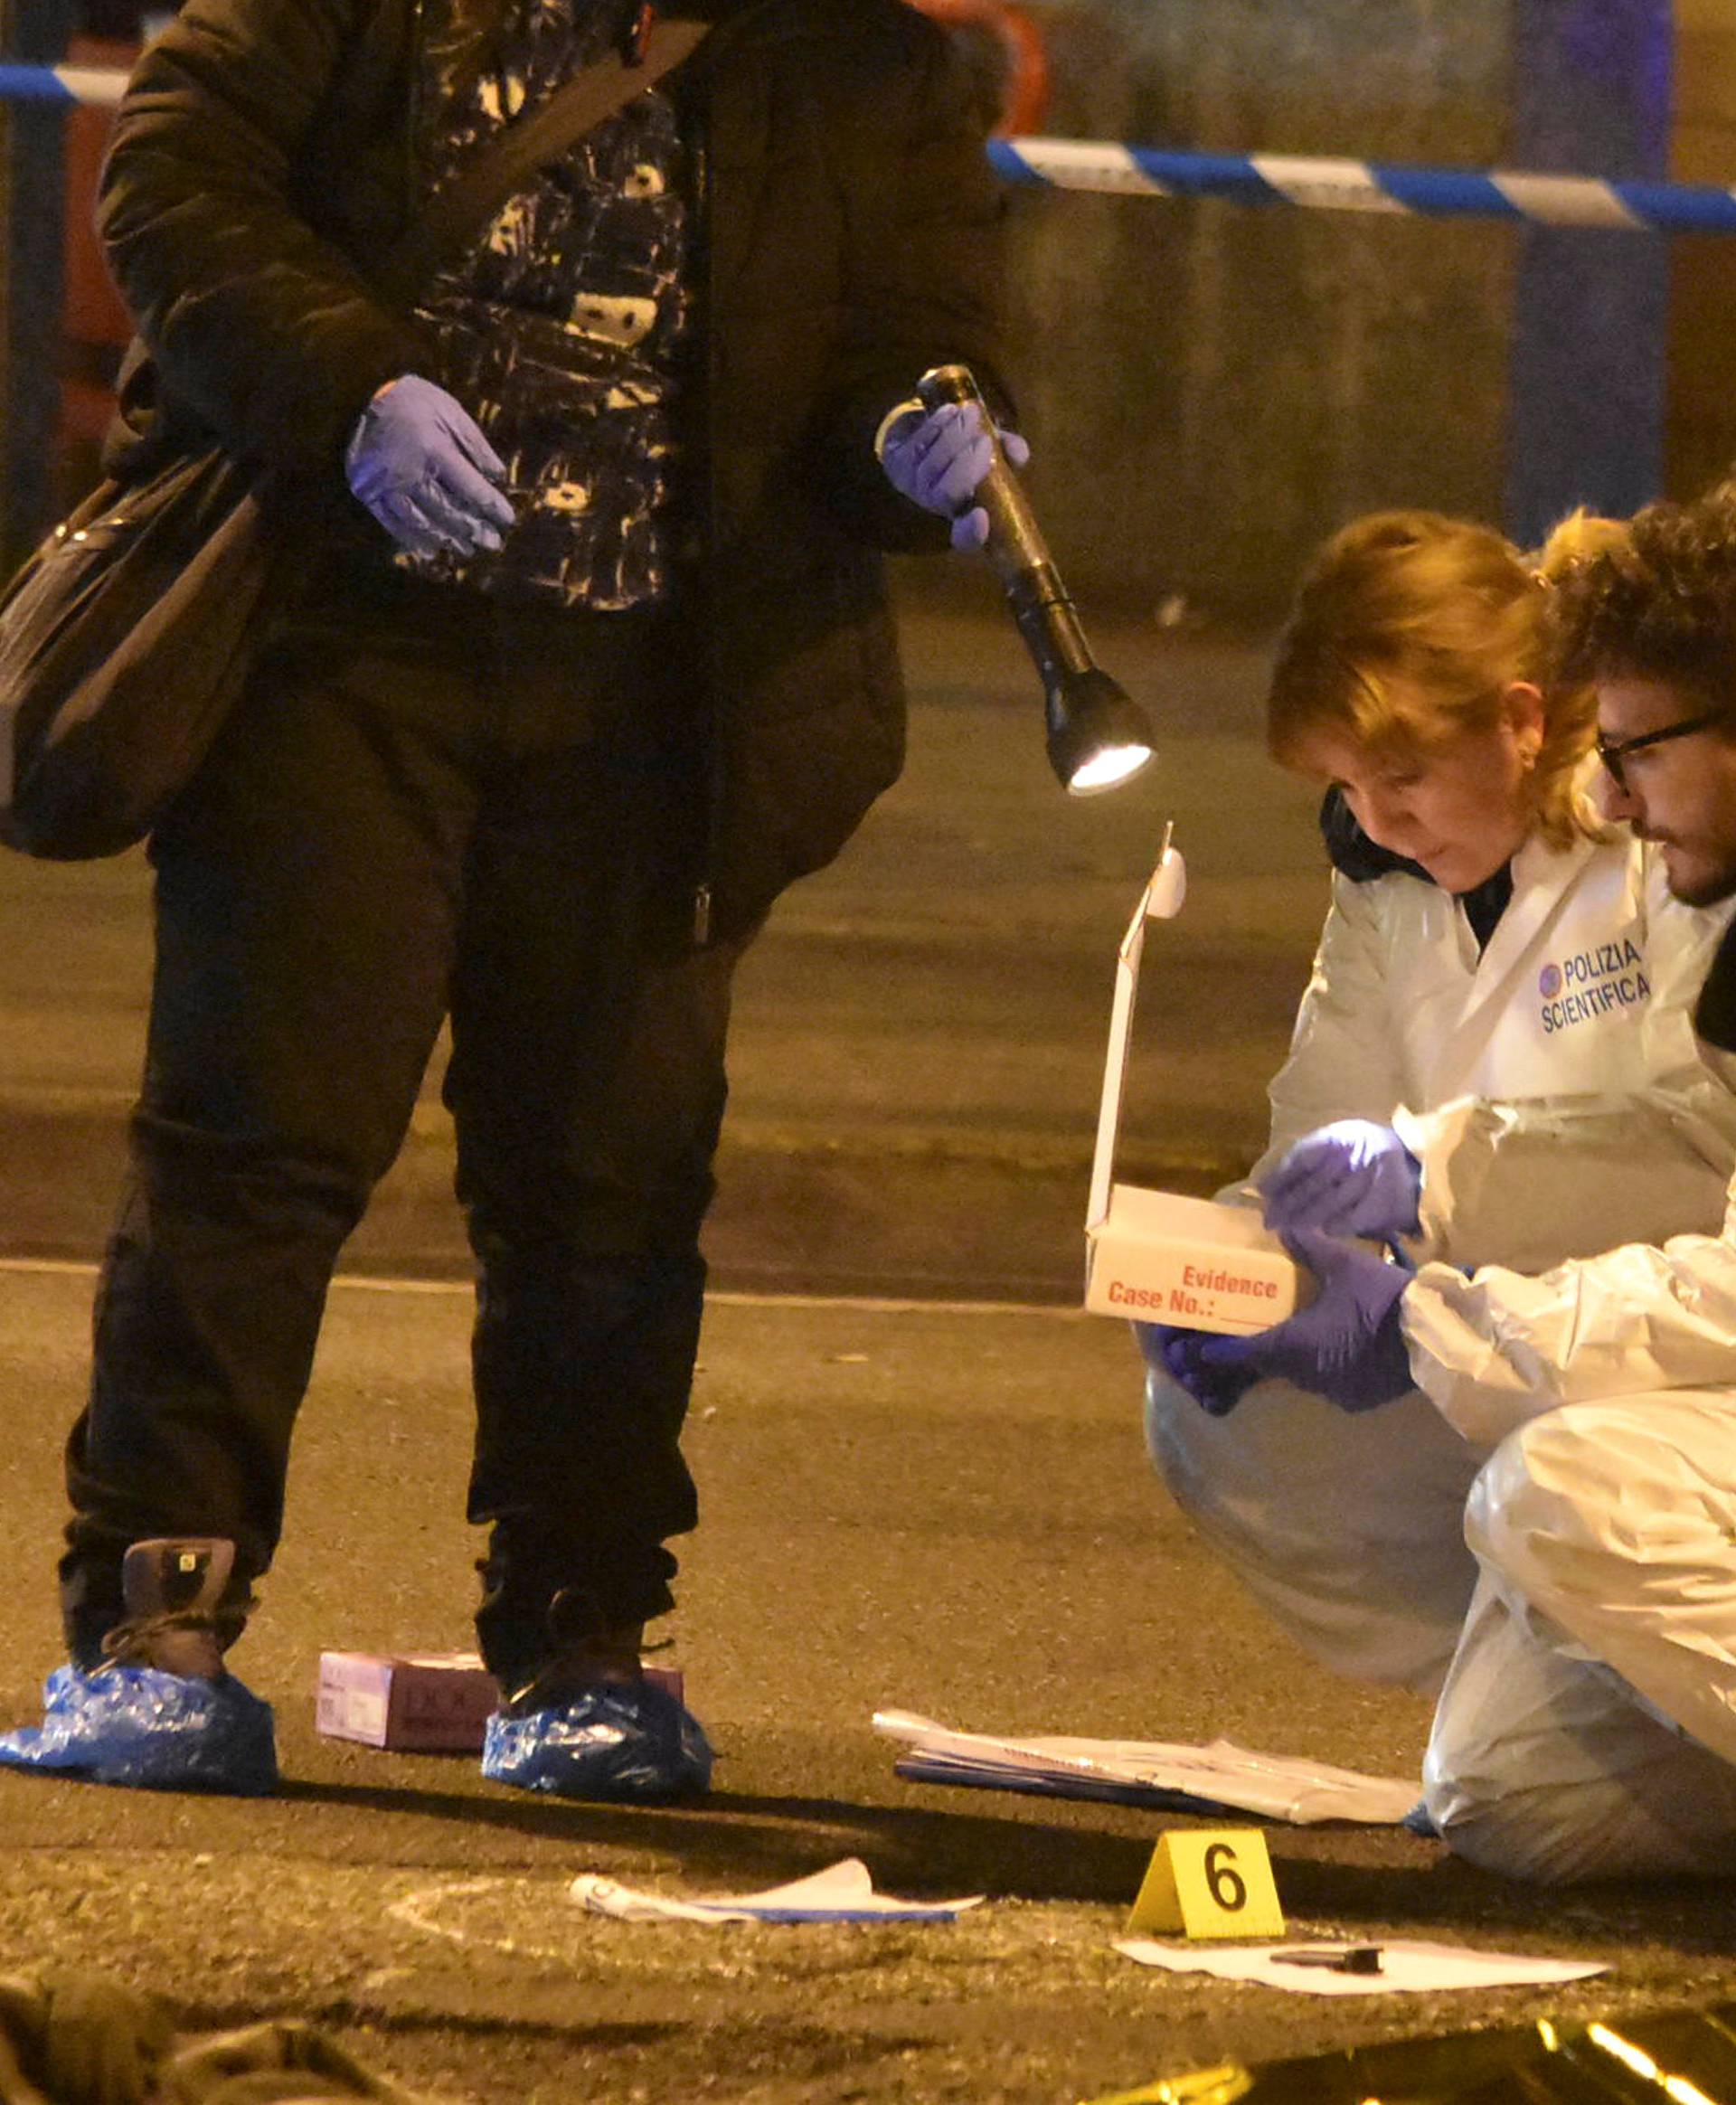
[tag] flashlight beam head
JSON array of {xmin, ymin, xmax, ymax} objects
[{"xmin": 1045, "ymin": 667, "xmax": 1156, "ymax": 797}]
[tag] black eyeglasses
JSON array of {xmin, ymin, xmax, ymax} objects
[{"xmin": 1596, "ymin": 707, "xmax": 1726, "ymax": 792}]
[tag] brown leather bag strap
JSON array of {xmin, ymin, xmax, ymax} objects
[{"xmin": 373, "ymin": 15, "xmax": 711, "ymax": 308}]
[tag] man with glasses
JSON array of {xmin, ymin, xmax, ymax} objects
[
  {"xmin": 1597, "ymin": 706, "xmax": 1727, "ymax": 795},
  {"xmin": 1597, "ymin": 698, "xmax": 1736, "ymax": 907},
  {"xmin": 1167, "ymin": 486, "xmax": 1736, "ymax": 1883}
]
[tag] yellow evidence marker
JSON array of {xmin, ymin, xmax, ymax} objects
[{"xmin": 1125, "ymin": 1827, "xmax": 1286, "ymax": 1940}]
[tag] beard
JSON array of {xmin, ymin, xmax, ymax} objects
[{"xmin": 1662, "ymin": 844, "xmax": 1736, "ymax": 909}]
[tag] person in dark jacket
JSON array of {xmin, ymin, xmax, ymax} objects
[{"xmin": 0, "ymin": 0, "xmax": 1010, "ymax": 1800}]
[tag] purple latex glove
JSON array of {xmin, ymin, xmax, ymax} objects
[
  {"xmin": 344, "ymin": 374, "xmax": 516, "ymax": 560},
  {"xmin": 1260, "ymin": 1119, "xmax": 1421, "ymax": 1240},
  {"xmin": 1135, "ymin": 1319, "xmax": 1227, "ymax": 1392},
  {"xmin": 1167, "ymin": 1229, "xmax": 1415, "ymax": 1416},
  {"xmin": 1135, "ymin": 1320, "xmax": 1192, "ymax": 1369},
  {"xmin": 880, "ymin": 400, "xmax": 1031, "ymax": 552},
  {"xmin": 1148, "ymin": 1320, "xmax": 1267, "ymax": 1418}
]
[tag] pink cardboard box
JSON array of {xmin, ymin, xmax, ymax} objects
[{"xmin": 316, "ymin": 1649, "xmax": 684, "ymax": 1751}]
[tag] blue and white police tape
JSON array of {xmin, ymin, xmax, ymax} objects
[
  {"xmin": 988, "ymin": 137, "xmax": 1736, "ymax": 235},
  {"xmin": 0, "ymin": 62, "xmax": 127, "ymax": 108},
  {"xmin": 3, "ymin": 65, "xmax": 1734, "ymax": 239}
]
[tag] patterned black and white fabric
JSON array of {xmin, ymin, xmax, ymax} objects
[{"xmin": 406, "ymin": 0, "xmax": 695, "ymax": 608}]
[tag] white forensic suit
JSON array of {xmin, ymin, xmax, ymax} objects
[
  {"xmin": 1144, "ymin": 817, "xmax": 1736, "ymax": 1879},
  {"xmin": 1400, "ymin": 1174, "xmax": 1736, "ymax": 1883}
]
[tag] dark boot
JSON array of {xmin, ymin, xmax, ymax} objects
[
  {"xmin": 482, "ymin": 1592, "xmax": 711, "ymax": 1802},
  {"xmin": 99, "ymin": 1539, "xmax": 239, "ymax": 1678},
  {"xmin": 496, "ymin": 1614, "xmax": 646, "ymax": 1716},
  {"xmin": 0, "ymin": 1538, "xmax": 278, "ymax": 1795}
]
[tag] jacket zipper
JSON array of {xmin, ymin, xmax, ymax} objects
[{"xmin": 691, "ymin": 109, "xmax": 722, "ymax": 950}]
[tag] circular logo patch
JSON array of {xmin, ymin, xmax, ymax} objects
[{"xmin": 1539, "ymin": 963, "xmax": 1562, "ymax": 999}]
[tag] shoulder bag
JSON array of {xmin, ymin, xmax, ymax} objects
[{"xmin": 0, "ymin": 14, "xmax": 708, "ymax": 860}]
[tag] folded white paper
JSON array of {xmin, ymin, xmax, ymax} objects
[
  {"xmin": 570, "ymin": 1857, "xmax": 984, "ymax": 1925},
  {"xmin": 1116, "ymin": 1937, "xmax": 1608, "ymax": 1996},
  {"xmin": 874, "ymin": 1711, "xmax": 1419, "ymax": 1825}
]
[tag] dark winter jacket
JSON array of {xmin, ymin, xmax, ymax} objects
[{"xmin": 94, "ymin": 0, "xmax": 1010, "ymax": 937}]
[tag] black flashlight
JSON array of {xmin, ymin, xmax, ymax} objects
[{"xmin": 916, "ymin": 364, "xmax": 1156, "ymax": 797}]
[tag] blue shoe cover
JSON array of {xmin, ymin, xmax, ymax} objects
[
  {"xmin": 482, "ymin": 1680, "xmax": 712, "ymax": 1801},
  {"xmin": 0, "ymin": 1665, "xmax": 278, "ymax": 1795}
]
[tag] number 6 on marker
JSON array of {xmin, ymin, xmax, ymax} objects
[
  {"xmin": 1203, "ymin": 1840, "xmax": 1248, "ymax": 1912},
  {"xmin": 1126, "ymin": 1827, "xmax": 1286, "ymax": 1940}
]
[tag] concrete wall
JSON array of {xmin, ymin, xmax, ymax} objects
[
  {"xmin": 1006, "ymin": 1, "xmax": 1521, "ymax": 621},
  {"xmin": 1003, "ymin": 2, "xmax": 1733, "ymax": 622}
]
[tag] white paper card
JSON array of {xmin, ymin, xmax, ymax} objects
[
  {"xmin": 1115, "ymin": 1937, "xmax": 1609, "ymax": 1996},
  {"xmin": 570, "ymin": 1857, "xmax": 984, "ymax": 1925},
  {"xmin": 874, "ymin": 1711, "xmax": 1419, "ymax": 1825}
]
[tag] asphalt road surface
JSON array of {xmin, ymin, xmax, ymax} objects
[
  {"xmin": 0, "ymin": 581, "xmax": 1326, "ymax": 1298},
  {"xmin": 1, "ymin": 590, "xmax": 1731, "ymax": 2104},
  {"xmin": 5, "ymin": 1263, "xmax": 1733, "ymax": 2105}
]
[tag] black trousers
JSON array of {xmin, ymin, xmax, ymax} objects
[{"xmin": 60, "ymin": 567, "xmax": 744, "ymax": 1688}]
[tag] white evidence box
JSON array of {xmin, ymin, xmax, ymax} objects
[
  {"xmin": 1083, "ymin": 829, "xmax": 1309, "ymax": 1338},
  {"xmin": 316, "ymin": 1649, "xmax": 685, "ymax": 1751},
  {"xmin": 1086, "ymin": 1184, "xmax": 1303, "ymax": 1334}
]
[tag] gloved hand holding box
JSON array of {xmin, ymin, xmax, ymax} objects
[{"xmin": 1085, "ymin": 1185, "xmax": 1306, "ymax": 1334}]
